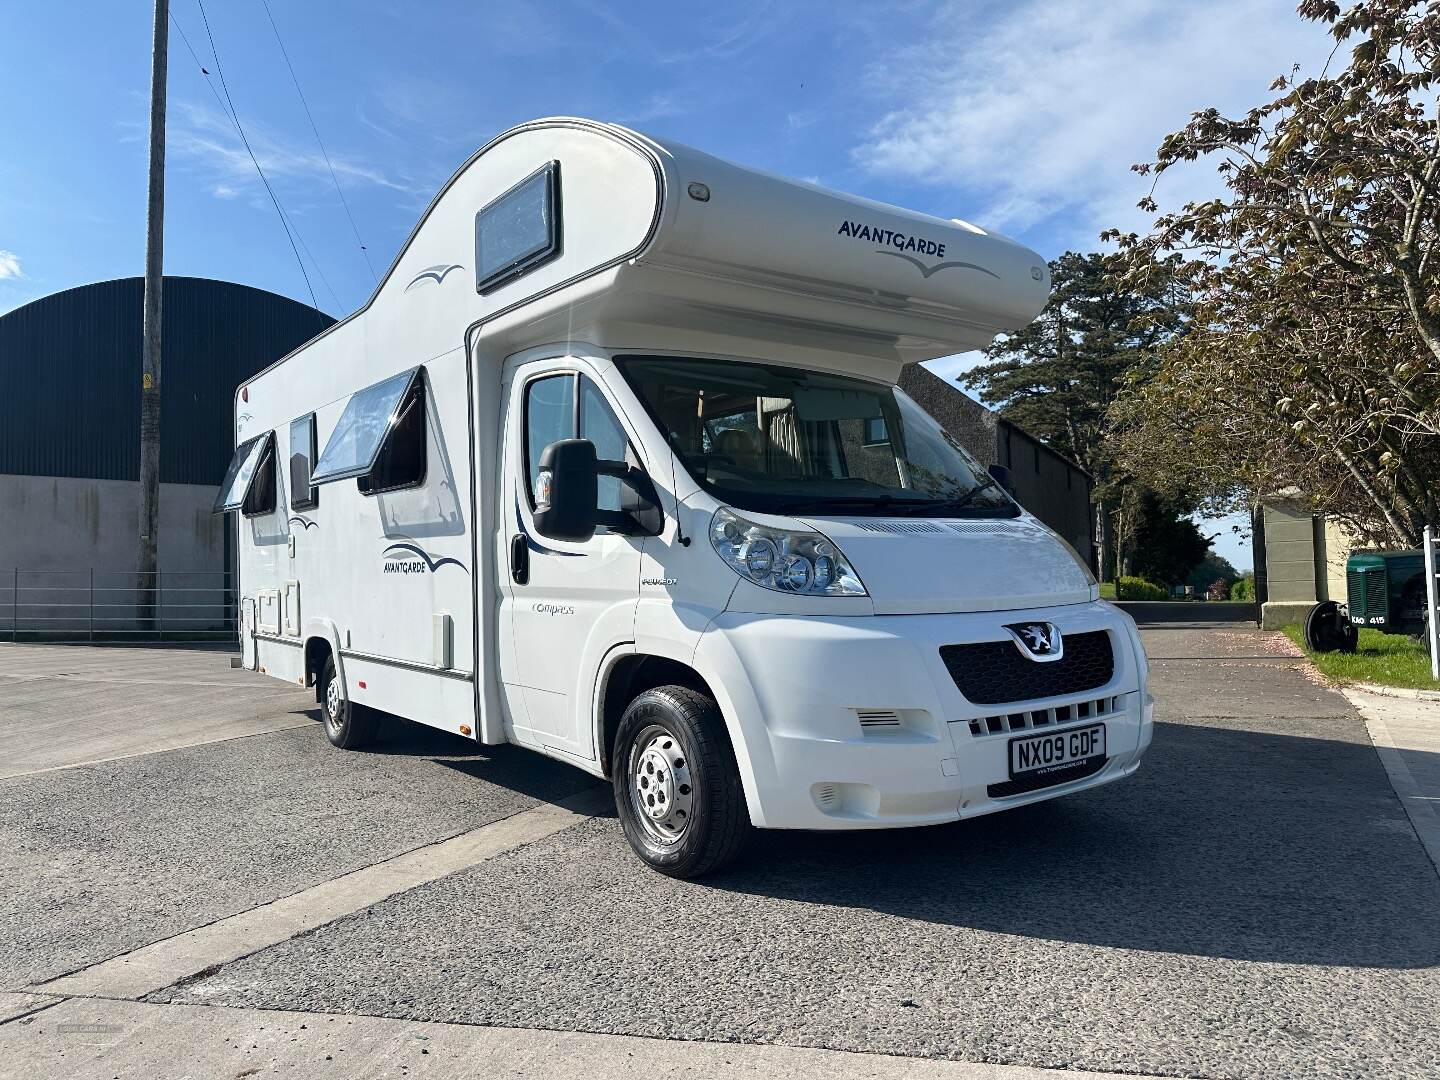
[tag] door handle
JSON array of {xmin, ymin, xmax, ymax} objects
[{"xmin": 510, "ymin": 534, "xmax": 530, "ymax": 585}]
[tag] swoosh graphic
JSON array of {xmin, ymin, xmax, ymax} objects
[
  {"xmin": 514, "ymin": 501, "xmax": 585, "ymax": 557},
  {"xmin": 382, "ymin": 542, "xmax": 468, "ymax": 573},
  {"xmin": 287, "ymin": 516, "xmax": 318, "ymax": 531},
  {"xmin": 404, "ymin": 263, "xmax": 464, "ymax": 291},
  {"xmin": 876, "ymin": 250, "xmax": 999, "ymax": 279}
]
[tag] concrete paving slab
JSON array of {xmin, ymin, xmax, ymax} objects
[
  {"xmin": 1344, "ymin": 688, "xmax": 1440, "ymax": 878},
  {"xmin": 0, "ymin": 719, "xmax": 593, "ymax": 988},
  {"xmin": 152, "ymin": 623, "xmax": 1440, "ymax": 1079},
  {"xmin": 0, "ymin": 992, "xmax": 63, "ymax": 1023},
  {"xmin": 0, "ymin": 997, "xmax": 1176, "ymax": 1080},
  {"xmin": 37, "ymin": 789, "xmax": 608, "ymax": 999},
  {"xmin": 0, "ymin": 644, "xmax": 313, "ymax": 777}
]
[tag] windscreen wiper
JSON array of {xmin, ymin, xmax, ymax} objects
[{"xmin": 891, "ymin": 479, "xmax": 1006, "ymax": 515}]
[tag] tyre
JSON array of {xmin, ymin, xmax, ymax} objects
[
  {"xmin": 1304, "ymin": 600, "xmax": 1357, "ymax": 653},
  {"xmin": 319, "ymin": 654, "xmax": 380, "ymax": 749},
  {"xmin": 612, "ymin": 685, "xmax": 750, "ymax": 878}
]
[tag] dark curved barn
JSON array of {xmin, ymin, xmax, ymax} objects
[
  {"xmin": 0, "ymin": 276, "xmax": 332, "ymax": 484},
  {"xmin": 0, "ymin": 277, "xmax": 333, "ymax": 637}
]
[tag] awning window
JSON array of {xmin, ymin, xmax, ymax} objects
[
  {"xmin": 311, "ymin": 367, "xmax": 422, "ymax": 485},
  {"xmin": 213, "ymin": 431, "xmax": 276, "ymax": 515}
]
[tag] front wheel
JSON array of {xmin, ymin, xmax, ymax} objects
[{"xmin": 613, "ymin": 686, "xmax": 750, "ymax": 878}]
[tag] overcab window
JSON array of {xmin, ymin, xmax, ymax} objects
[
  {"xmin": 475, "ymin": 160, "xmax": 561, "ymax": 294},
  {"xmin": 213, "ymin": 431, "xmax": 277, "ymax": 517},
  {"xmin": 311, "ymin": 367, "xmax": 427, "ymax": 494}
]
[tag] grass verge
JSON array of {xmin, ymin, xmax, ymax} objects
[
  {"xmin": 1099, "ymin": 582, "xmax": 1116, "ymax": 600},
  {"xmin": 1282, "ymin": 624, "xmax": 1437, "ymax": 691}
]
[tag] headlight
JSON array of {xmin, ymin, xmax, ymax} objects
[{"xmin": 710, "ymin": 508, "xmax": 866, "ymax": 596}]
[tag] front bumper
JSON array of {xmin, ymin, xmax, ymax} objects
[{"xmin": 694, "ymin": 601, "xmax": 1153, "ymax": 830}]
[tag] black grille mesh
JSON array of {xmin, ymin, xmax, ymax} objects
[{"xmin": 939, "ymin": 630, "xmax": 1114, "ymax": 705}]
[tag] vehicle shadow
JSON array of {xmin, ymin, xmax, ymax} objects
[
  {"xmin": 340, "ymin": 711, "xmax": 610, "ymax": 808},
  {"xmin": 705, "ymin": 720, "xmax": 1440, "ymax": 970}
]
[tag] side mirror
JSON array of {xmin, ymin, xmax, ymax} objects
[
  {"xmin": 987, "ymin": 463, "xmax": 1015, "ymax": 496},
  {"xmin": 534, "ymin": 439, "xmax": 598, "ymax": 542}
]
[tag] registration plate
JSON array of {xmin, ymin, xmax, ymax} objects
[{"xmin": 1008, "ymin": 724, "xmax": 1106, "ymax": 778}]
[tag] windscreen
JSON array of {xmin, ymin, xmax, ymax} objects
[
  {"xmin": 213, "ymin": 432, "xmax": 271, "ymax": 513},
  {"xmin": 616, "ymin": 356, "xmax": 1016, "ymax": 519},
  {"xmin": 311, "ymin": 368, "xmax": 418, "ymax": 484}
]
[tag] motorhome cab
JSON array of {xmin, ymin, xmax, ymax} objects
[{"xmin": 217, "ymin": 117, "xmax": 1154, "ymax": 877}]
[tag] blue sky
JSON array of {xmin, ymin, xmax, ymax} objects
[{"xmin": 0, "ymin": 1, "xmax": 1337, "ymax": 569}]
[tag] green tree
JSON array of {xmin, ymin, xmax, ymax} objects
[
  {"xmin": 1108, "ymin": 0, "xmax": 1440, "ymax": 545},
  {"xmin": 966, "ymin": 251, "xmax": 1186, "ymax": 474},
  {"xmin": 1186, "ymin": 551, "xmax": 1242, "ymax": 593},
  {"xmin": 1126, "ymin": 490, "xmax": 1212, "ymax": 588},
  {"xmin": 965, "ymin": 251, "xmax": 1194, "ymax": 579}
]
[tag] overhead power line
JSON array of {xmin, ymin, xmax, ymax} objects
[
  {"xmin": 170, "ymin": 2, "xmax": 337, "ymax": 313},
  {"xmin": 259, "ymin": 0, "xmax": 379, "ymax": 288}
]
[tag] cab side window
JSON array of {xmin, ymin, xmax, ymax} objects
[
  {"xmin": 524, "ymin": 373, "xmax": 575, "ymax": 507},
  {"xmin": 523, "ymin": 371, "xmax": 636, "ymax": 516},
  {"xmin": 580, "ymin": 376, "xmax": 630, "ymax": 513}
]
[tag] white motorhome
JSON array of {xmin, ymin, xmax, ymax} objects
[{"xmin": 217, "ymin": 117, "xmax": 1153, "ymax": 877}]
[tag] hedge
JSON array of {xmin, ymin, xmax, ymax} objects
[{"xmin": 1116, "ymin": 576, "xmax": 1167, "ymax": 601}]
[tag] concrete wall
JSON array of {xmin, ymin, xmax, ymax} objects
[
  {"xmin": 1261, "ymin": 501, "xmax": 1320, "ymax": 604},
  {"xmin": 1321, "ymin": 517, "xmax": 1361, "ymax": 605},
  {"xmin": 0, "ymin": 474, "xmax": 229, "ymax": 635}
]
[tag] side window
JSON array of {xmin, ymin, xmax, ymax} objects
[
  {"xmin": 579, "ymin": 376, "xmax": 630, "ymax": 512},
  {"xmin": 524, "ymin": 374, "xmax": 575, "ymax": 506},
  {"xmin": 358, "ymin": 374, "xmax": 427, "ymax": 495},
  {"xmin": 244, "ymin": 437, "xmax": 277, "ymax": 517},
  {"xmin": 213, "ymin": 431, "xmax": 276, "ymax": 516},
  {"xmin": 289, "ymin": 413, "xmax": 318, "ymax": 510}
]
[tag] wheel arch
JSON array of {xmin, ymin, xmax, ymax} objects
[
  {"xmin": 302, "ymin": 618, "xmax": 346, "ymax": 703},
  {"xmin": 594, "ymin": 644, "xmax": 768, "ymax": 827}
]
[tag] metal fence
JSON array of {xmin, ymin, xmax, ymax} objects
[{"xmin": 0, "ymin": 570, "xmax": 236, "ymax": 642}]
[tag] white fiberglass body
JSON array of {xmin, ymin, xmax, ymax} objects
[{"xmin": 222, "ymin": 119, "xmax": 1153, "ymax": 869}]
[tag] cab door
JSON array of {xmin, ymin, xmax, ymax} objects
[{"xmin": 498, "ymin": 357, "xmax": 645, "ymax": 759}]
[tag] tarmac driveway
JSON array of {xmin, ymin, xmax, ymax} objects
[{"xmin": 3, "ymin": 623, "xmax": 1439, "ymax": 1079}]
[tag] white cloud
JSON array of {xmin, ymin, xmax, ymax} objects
[
  {"xmin": 0, "ymin": 250, "xmax": 22, "ymax": 280},
  {"xmin": 170, "ymin": 101, "xmax": 427, "ymax": 200},
  {"xmin": 854, "ymin": 0, "xmax": 1336, "ymax": 248}
]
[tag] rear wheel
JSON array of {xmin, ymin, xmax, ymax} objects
[
  {"xmin": 319, "ymin": 655, "xmax": 380, "ymax": 749},
  {"xmin": 1304, "ymin": 600, "xmax": 1358, "ymax": 654},
  {"xmin": 613, "ymin": 685, "xmax": 750, "ymax": 878}
]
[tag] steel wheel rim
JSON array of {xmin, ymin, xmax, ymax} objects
[
  {"xmin": 627, "ymin": 724, "xmax": 694, "ymax": 844},
  {"xmin": 324, "ymin": 678, "xmax": 344, "ymax": 736}
]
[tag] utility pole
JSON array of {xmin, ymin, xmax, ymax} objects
[{"xmin": 138, "ymin": 0, "xmax": 168, "ymax": 631}]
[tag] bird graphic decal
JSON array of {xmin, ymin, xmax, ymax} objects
[
  {"xmin": 405, "ymin": 264, "xmax": 465, "ymax": 291},
  {"xmin": 876, "ymin": 250, "xmax": 999, "ymax": 279}
]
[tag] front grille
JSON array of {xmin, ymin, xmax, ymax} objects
[
  {"xmin": 988, "ymin": 755, "xmax": 1107, "ymax": 798},
  {"xmin": 1348, "ymin": 568, "xmax": 1388, "ymax": 618},
  {"xmin": 964, "ymin": 694, "xmax": 1122, "ymax": 738},
  {"xmin": 939, "ymin": 630, "xmax": 1114, "ymax": 706},
  {"xmin": 1367, "ymin": 571, "xmax": 1388, "ymax": 612}
]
